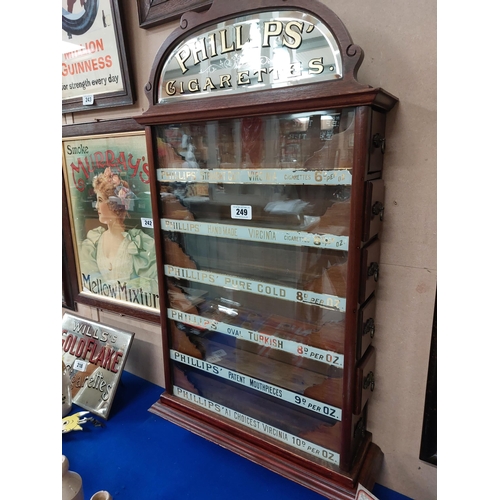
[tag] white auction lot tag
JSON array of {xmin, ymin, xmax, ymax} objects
[
  {"xmin": 73, "ymin": 359, "xmax": 88, "ymax": 372},
  {"xmin": 141, "ymin": 217, "xmax": 154, "ymax": 228},
  {"xmin": 82, "ymin": 94, "xmax": 94, "ymax": 105},
  {"xmin": 231, "ymin": 205, "xmax": 252, "ymax": 220}
]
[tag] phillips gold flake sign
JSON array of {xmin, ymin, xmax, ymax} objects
[{"xmin": 157, "ymin": 11, "xmax": 343, "ymax": 102}]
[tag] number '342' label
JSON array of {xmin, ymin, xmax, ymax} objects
[{"xmin": 231, "ymin": 205, "xmax": 252, "ymax": 220}]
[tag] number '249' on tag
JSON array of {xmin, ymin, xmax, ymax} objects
[{"xmin": 231, "ymin": 205, "xmax": 252, "ymax": 220}]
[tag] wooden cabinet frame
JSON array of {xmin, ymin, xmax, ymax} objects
[{"xmin": 135, "ymin": 1, "xmax": 398, "ymax": 497}]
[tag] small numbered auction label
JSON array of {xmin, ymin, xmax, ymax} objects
[
  {"xmin": 82, "ymin": 94, "xmax": 94, "ymax": 105},
  {"xmin": 231, "ymin": 205, "xmax": 252, "ymax": 220},
  {"xmin": 141, "ymin": 217, "xmax": 154, "ymax": 229},
  {"xmin": 73, "ymin": 359, "xmax": 88, "ymax": 372}
]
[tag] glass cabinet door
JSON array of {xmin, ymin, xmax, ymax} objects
[{"xmin": 154, "ymin": 108, "xmax": 355, "ymax": 468}]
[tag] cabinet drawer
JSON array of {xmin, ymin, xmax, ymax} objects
[
  {"xmin": 367, "ymin": 110, "xmax": 387, "ymax": 174},
  {"xmin": 354, "ymin": 346, "xmax": 376, "ymax": 415},
  {"xmin": 359, "ymin": 239, "xmax": 381, "ymax": 304},
  {"xmin": 357, "ymin": 293, "xmax": 377, "ymax": 361},
  {"xmin": 351, "ymin": 401, "xmax": 368, "ymax": 458},
  {"xmin": 362, "ymin": 180, "xmax": 385, "ymax": 243}
]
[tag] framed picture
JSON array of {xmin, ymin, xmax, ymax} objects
[
  {"xmin": 63, "ymin": 237, "xmax": 76, "ymax": 311},
  {"xmin": 62, "ymin": 119, "xmax": 160, "ymax": 323},
  {"xmin": 62, "ymin": 0, "xmax": 134, "ymax": 113},
  {"xmin": 419, "ymin": 293, "xmax": 437, "ymax": 466},
  {"xmin": 63, "ymin": 176, "xmax": 77, "ymax": 310},
  {"xmin": 136, "ymin": 0, "xmax": 212, "ymax": 29}
]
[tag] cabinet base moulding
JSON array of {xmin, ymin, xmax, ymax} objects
[{"xmin": 149, "ymin": 396, "xmax": 383, "ymax": 499}]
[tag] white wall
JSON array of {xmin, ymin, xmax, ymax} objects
[{"xmin": 63, "ymin": 1, "xmax": 437, "ymax": 498}]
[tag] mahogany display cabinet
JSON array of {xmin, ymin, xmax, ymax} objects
[{"xmin": 135, "ymin": 1, "xmax": 398, "ymax": 497}]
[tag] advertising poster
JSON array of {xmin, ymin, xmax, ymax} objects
[
  {"xmin": 62, "ymin": 131, "xmax": 160, "ymax": 312},
  {"xmin": 62, "ymin": 0, "xmax": 126, "ymax": 101},
  {"xmin": 62, "ymin": 312, "xmax": 134, "ymax": 419}
]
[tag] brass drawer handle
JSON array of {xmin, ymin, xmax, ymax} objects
[
  {"xmin": 354, "ymin": 418, "xmax": 366, "ymax": 439},
  {"xmin": 373, "ymin": 133, "xmax": 386, "ymax": 154},
  {"xmin": 363, "ymin": 371, "xmax": 375, "ymax": 392},
  {"xmin": 371, "ymin": 201, "xmax": 384, "ymax": 221},
  {"xmin": 367, "ymin": 262, "xmax": 379, "ymax": 282},
  {"xmin": 363, "ymin": 318, "xmax": 375, "ymax": 338}
]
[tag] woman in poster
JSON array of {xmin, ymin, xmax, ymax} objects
[{"xmin": 79, "ymin": 167, "xmax": 158, "ymax": 295}]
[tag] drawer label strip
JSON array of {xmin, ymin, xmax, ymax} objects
[
  {"xmin": 162, "ymin": 218, "xmax": 349, "ymax": 250},
  {"xmin": 158, "ymin": 167, "xmax": 352, "ymax": 186},
  {"xmin": 165, "ymin": 265, "xmax": 346, "ymax": 312},
  {"xmin": 173, "ymin": 385, "xmax": 341, "ymax": 466},
  {"xmin": 171, "ymin": 350, "xmax": 342, "ymax": 421},
  {"xmin": 168, "ymin": 308, "xmax": 344, "ymax": 368}
]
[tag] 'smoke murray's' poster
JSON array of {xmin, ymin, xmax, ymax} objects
[{"xmin": 62, "ymin": 132, "xmax": 159, "ymax": 311}]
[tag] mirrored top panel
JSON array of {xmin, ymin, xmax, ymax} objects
[{"xmin": 158, "ymin": 10, "xmax": 342, "ymax": 103}]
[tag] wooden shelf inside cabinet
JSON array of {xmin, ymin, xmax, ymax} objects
[
  {"xmin": 172, "ymin": 365, "xmax": 344, "ymax": 460},
  {"xmin": 171, "ymin": 334, "xmax": 344, "ymax": 409},
  {"xmin": 169, "ymin": 310, "xmax": 345, "ymax": 370},
  {"xmin": 136, "ymin": 0, "xmax": 397, "ymax": 497},
  {"xmin": 164, "ymin": 230, "xmax": 349, "ymax": 290},
  {"xmin": 165, "ymin": 273, "xmax": 347, "ymax": 350}
]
